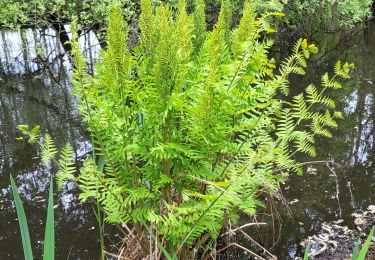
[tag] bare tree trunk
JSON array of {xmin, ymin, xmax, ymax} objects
[{"xmin": 51, "ymin": 22, "xmax": 72, "ymax": 53}]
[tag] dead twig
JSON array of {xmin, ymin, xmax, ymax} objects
[
  {"xmin": 221, "ymin": 222, "xmax": 267, "ymax": 237},
  {"xmin": 216, "ymin": 242, "xmax": 266, "ymax": 260},
  {"xmin": 104, "ymin": 250, "xmax": 128, "ymax": 259},
  {"xmin": 239, "ymin": 229, "xmax": 277, "ymax": 260}
]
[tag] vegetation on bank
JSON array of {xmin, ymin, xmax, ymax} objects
[
  {"xmin": 0, "ymin": 0, "xmax": 373, "ymax": 47},
  {"xmin": 0, "ymin": 0, "xmax": 136, "ymax": 48},
  {"xmin": 14, "ymin": 0, "xmax": 356, "ymax": 258},
  {"xmin": 0, "ymin": 0, "xmax": 136, "ymax": 29},
  {"xmin": 281, "ymin": 0, "xmax": 373, "ymax": 37}
]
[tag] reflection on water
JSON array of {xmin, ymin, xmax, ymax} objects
[
  {"xmin": 0, "ymin": 27, "xmax": 101, "ymax": 259},
  {"xmin": 257, "ymin": 21, "xmax": 375, "ymax": 259},
  {"xmin": 2, "ymin": 20, "xmax": 375, "ymax": 259}
]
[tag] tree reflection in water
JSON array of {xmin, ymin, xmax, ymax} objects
[{"xmin": 0, "ymin": 26, "xmax": 101, "ymax": 259}]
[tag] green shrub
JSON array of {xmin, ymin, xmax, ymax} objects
[
  {"xmin": 0, "ymin": 0, "xmax": 136, "ymax": 30},
  {"xmin": 283, "ymin": 0, "xmax": 372, "ymax": 33},
  {"xmin": 19, "ymin": 0, "xmax": 353, "ymax": 257}
]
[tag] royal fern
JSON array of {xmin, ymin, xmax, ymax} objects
[{"xmin": 18, "ymin": 0, "xmax": 353, "ymax": 258}]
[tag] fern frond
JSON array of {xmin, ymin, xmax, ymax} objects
[
  {"xmin": 311, "ymin": 119, "xmax": 333, "ymax": 138},
  {"xmin": 56, "ymin": 143, "xmax": 76, "ymax": 190},
  {"xmin": 41, "ymin": 134, "xmax": 57, "ymax": 166},
  {"xmin": 293, "ymin": 131, "xmax": 316, "ymax": 157},
  {"xmin": 28, "ymin": 125, "xmax": 40, "ymax": 144},
  {"xmin": 276, "ymin": 109, "xmax": 295, "ymax": 141},
  {"xmin": 292, "ymin": 93, "xmax": 309, "ymax": 119}
]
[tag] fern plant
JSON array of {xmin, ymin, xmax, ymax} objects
[
  {"xmin": 18, "ymin": 0, "xmax": 353, "ymax": 258},
  {"xmin": 18, "ymin": 125, "xmax": 76, "ymax": 191}
]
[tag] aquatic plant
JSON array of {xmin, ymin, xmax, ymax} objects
[
  {"xmin": 18, "ymin": 0, "xmax": 353, "ymax": 257},
  {"xmin": 10, "ymin": 174, "xmax": 55, "ymax": 260}
]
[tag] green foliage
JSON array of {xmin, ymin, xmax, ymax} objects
[
  {"xmin": 1, "ymin": 0, "xmax": 371, "ymax": 42},
  {"xmin": 56, "ymin": 144, "xmax": 76, "ymax": 190},
  {"xmin": 64, "ymin": 0, "xmax": 352, "ymax": 255},
  {"xmin": 41, "ymin": 134, "xmax": 58, "ymax": 166},
  {"xmin": 0, "ymin": 0, "xmax": 136, "ymax": 31},
  {"xmin": 0, "ymin": 0, "xmax": 25, "ymax": 29},
  {"xmin": 15, "ymin": 0, "xmax": 351, "ymax": 257},
  {"xmin": 18, "ymin": 125, "xmax": 40, "ymax": 143},
  {"xmin": 283, "ymin": 0, "xmax": 372, "ymax": 33}
]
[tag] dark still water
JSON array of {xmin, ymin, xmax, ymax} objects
[
  {"xmin": 1, "ymin": 22, "xmax": 375, "ymax": 259},
  {"xmin": 255, "ymin": 23, "xmax": 375, "ymax": 258},
  {"xmin": 0, "ymin": 28, "xmax": 103, "ymax": 259}
]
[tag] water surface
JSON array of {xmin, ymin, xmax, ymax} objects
[
  {"xmin": 0, "ymin": 27, "xmax": 102, "ymax": 259},
  {"xmin": 257, "ymin": 21, "xmax": 375, "ymax": 259}
]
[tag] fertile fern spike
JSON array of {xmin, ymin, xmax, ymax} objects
[
  {"xmin": 193, "ymin": 0, "xmax": 206, "ymax": 56},
  {"xmin": 106, "ymin": 6, "xmax": 131, "ymax": 75},
  {"xmin": 139, "ymin": 0, "xmax": 153, "ymax": 54},
  {"xmin": 69, "ymin": 19, "xmax": 90, "ymax": 99},
  {"xmin": 230, "ymin": 0, "xmax": 257, "ymax": 57},
  {"xmin": 175, "ymin": 0, "xmax": 194, "ymax": 67},
  {"xmin": 216, "ymin": 0, "xmax": 232, "ymax": 42}
]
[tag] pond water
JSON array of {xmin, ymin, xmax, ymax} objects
[
  {"xmin": 0, "ymin": 27, "xmax": 103, "ymax": 259},
  {"xmin": 1, "ymin": 22, "xmax": 375, "ymax": 259},
  {"xmin": 259, "ymin": 22, "xmax": 375, "ymax": 258}
]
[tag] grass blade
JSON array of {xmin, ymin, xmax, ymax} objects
[
  {"xmin": 352, "ymin": 239, "xmax": 361, "ymax": 260},
  {"xmin": 357, "ymin": 227, "xmax": 374, "ymax": 260},
  {"xmin": 43, "ymin": 176, "xmax": 55, "ymax": 260},
  {"xmin": 10, "ymin": 175, "xmax": 34, "ymax": 260},
  {"xmin": 303, "ymin": 243, "xmax": 309, "ymax": 260}
]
